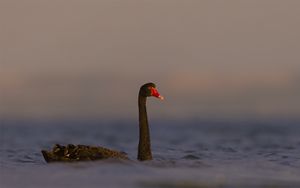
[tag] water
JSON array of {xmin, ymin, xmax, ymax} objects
[{"xmin": 1, "ymin": 119, "xmax": 300, "ymax": 188}]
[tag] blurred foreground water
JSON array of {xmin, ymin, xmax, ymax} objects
[{"xmin": 1, "ymin": 119, "xmax": 300, "ymax": 188}]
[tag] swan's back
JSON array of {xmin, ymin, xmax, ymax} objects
[{"xmin": 41, "ymin": 144, "xmax": 128, "ymax": 163}]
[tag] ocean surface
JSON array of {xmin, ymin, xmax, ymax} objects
[{"xmin": 1, "ymin": 119, "xmax": 300, "ymax": 188}]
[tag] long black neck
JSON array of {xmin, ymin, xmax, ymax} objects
[{"xmin": 137, "ymin": 94, "xmax": 153, "ymax": 161}]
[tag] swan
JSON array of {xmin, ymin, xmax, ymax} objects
[{"xmin": 41, "ymin": 83, "xmax": 163, "ymax": 162}]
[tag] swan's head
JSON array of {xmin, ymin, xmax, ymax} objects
[{"xmin": 140, "ymin": 83, "xmax": 164, "ymax": 100}]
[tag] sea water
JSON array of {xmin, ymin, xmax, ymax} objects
[{"xmin": 1, "ymin": 119, "xmax": 300, "ymax": 188}]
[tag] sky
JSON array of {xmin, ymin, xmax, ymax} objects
[{"xmin": 1, "ymin": 0, "xmax": 300, "ymax": 120}]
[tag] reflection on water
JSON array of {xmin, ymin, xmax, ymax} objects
[{"xmin": 1, "ymin": 119, "xmax": 300, "ymax": 188}]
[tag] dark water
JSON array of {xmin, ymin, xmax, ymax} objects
[{"xmin": 1, "ymin": 119, "xmax": 300, "ymax": 188}]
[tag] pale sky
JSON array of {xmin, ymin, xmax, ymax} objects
[{"xmin": 1, "ymin": 0, "xmax": 300, "ymax": 120}]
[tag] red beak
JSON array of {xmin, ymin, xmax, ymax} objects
[{"xmin": 150, "ymin": 87, "xmax": 164, "ymax": 100}]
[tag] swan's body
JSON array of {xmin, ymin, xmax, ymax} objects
[
  {"xmin": 42, "ymin": 144, "xmax": 128, "ymax": 162},
  {"xmin": 41, "ymin": 83, "xmax": 163, "ymax": 162}
]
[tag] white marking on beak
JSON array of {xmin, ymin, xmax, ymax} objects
[{"xmin": 158, "ymin": 95, "xmax": 164, "ymax": 100}]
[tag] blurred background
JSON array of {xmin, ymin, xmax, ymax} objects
[{"xmin": 1, "ymin": 0, "xmax": 300, "ymax": 121}]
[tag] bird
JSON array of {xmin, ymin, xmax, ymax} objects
[{"xmin": 41, "ymin": 83, "xmax": 164, "ymax": 162}]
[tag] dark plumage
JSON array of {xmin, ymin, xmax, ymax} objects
[
  {"xmin": 41, "ymin": 83, "xmax": 163, "ymax": 163},
  {"xmin": 41, "ymin": 144, "xmax": 128, "ymax": 162}
]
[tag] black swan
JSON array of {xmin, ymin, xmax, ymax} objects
[{"xmin": 41, "ymin": 83, "xmax": 163, "ymax": 162}]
